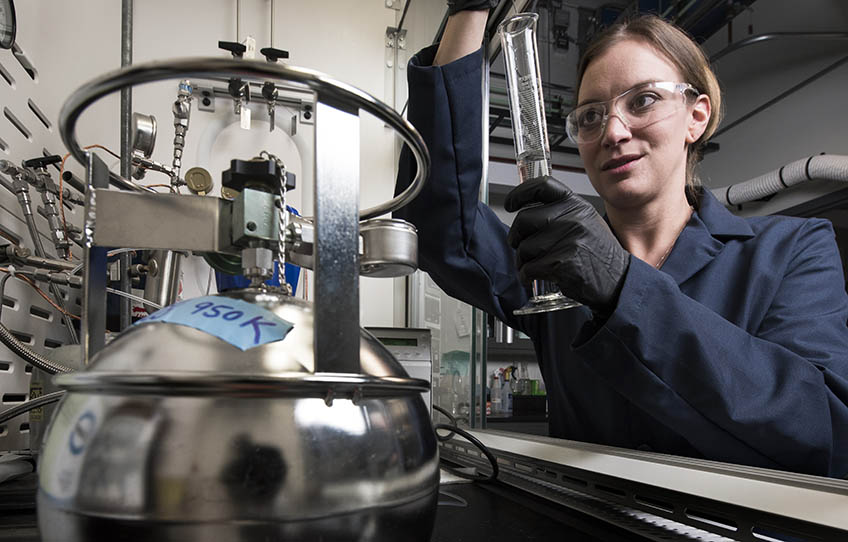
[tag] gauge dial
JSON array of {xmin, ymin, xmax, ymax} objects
[{"xmin": 0, "ymin": 0, "xmax": 16, "ymax": 50}]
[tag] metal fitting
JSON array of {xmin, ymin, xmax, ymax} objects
[{"xmin": 241, "ymin": 246, "xmax": 274, "ymax": 282}]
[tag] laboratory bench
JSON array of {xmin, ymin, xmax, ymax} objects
[
  {"xmin": 1, "ymin": 471, "xmax": 648, "ymax": 542},
  {"xmin": 5, "ymin": 429, "xmax": 848, "ymax": 541}
]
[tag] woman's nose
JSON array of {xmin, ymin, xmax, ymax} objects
[{"xmin": 601, "ymin": 114, "xmax": 631, "ymax": 147}]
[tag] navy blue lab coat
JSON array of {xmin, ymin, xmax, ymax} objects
[{"xmin": 394, "ymin": 45, "xmax": 848, "ymax": 478}]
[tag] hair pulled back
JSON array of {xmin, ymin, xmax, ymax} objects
[{"xmin": 576, "ymin": 15, "xmax": 723, "ymax": 204}]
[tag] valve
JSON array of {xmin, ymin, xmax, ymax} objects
[
  {"xmin": 260, "ymin": 47, "xmax": 289, "ymax": 62},
  {"xmin": 219, "ymin": 41, "xmax": 251, "ymax": 129},
  {"xmin": 222, "ymin": 158, "xmax": 296, "ymax": 194},
  {"xmin": 260, "ymin": 47, "xmax": 289, "ymax": 133},
  {"xmin": 218, "ymin": 40, "xmax": 246, "ymax": 58},
  {"xmin": 22, "ymin": 155, "xmax": 62, "ymax": 169}
]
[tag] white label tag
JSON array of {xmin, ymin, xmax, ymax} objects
[
  {"xmin": 240, "ymin": 107, "xmax": 251, "ymax": 130},
  {"xmin": 243, "ymin": 36, "xmax": 257, "ymax": 60}
]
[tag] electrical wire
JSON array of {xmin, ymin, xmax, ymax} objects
[
  {"xmin": 433, "ymin": 403, "xmax": 458, "ymax": 440},
  {"xmin": 0, "ymin": 267, "xmax": 80, "ymax": 320},
  {"xmin": 0, "ymin": 229, "xmax": 19, "ymax": 246},
  {"xmin": 432, "ymin": 404, "xmax": 499, "ymax": 482}
]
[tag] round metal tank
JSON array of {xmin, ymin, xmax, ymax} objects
[{"xmin": 37, "ymin": 288, "xmax": 439, "ymax": 541}]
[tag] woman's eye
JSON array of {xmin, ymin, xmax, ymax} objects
[
  {"xmin": 578, "ymin": 107, "xmax": 603, "ymax": 127},
  {"xmin": 629, "ymin": 92, "xmax": 660, "ymax": 112}
]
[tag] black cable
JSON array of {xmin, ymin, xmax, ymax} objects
[
  {"xmin": 433, "ymin": 405, "xmax": 456, "ymax": 442},
  {"xmin": 435, "ymin": 423, "xmax": 499, "ymax": 482},
  {"xmin": 433, "ymin": 403, "xmax": 499, "ymax": 482}
]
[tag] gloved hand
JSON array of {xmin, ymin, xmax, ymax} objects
[
  {"xmin": 447, "ymin": 0, "xmax": 500, "ymax": 15},
  {"xmin": 505, "ymin": 176, "xmax": 631, "ymax": 313}
]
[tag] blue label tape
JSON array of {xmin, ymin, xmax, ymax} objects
[{"xmin": 134, "ymin": 296, "xmax": 294, "ymax": 351}]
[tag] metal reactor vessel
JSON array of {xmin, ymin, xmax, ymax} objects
[{"xmin": 36, "ymin": 54, "xmax": 438, "ymax": 541}]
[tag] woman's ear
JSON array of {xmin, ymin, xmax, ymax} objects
[{"xmin": 686, "ymin": 94, "xmax": 711, "ymax": 144}]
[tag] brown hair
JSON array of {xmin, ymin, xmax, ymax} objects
[{"xmin": 576, "ymin": 15, "xmax": 723, "ymax": 205}]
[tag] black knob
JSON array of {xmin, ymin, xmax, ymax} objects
[
  {"xmin": 228, "ymin": 78, "xmax": 250, "ymax": 100},
  {"xmin": 261, "ymin": 81, "xmax": 276, "ymax": 101},
  {"xmin": 260, "ymin": 47, "xmax": 289, "ymax": 62},
  {"xmin": 218, "ymin": 40, "xmax": 247, "ymax": 58},
  {"xmin": 23, "ymin": 155, "xmax": 62, "ymax": 168},
  {"xmin": 222, "ymin": 159, "xmax": 282, "ymax": 193}
]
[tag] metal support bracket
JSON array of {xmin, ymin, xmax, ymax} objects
[
  {"xmin": 82, "ymin": 153, "xmax": 111, "ymax": 361},
  {"xmin": 313, "ymin": 100, "xmax": 360, "ymax": 374}
]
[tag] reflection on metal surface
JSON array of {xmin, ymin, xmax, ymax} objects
[
  {"xmin": 360, "ymin": 218, "xmax": 418, "ymax": 278},
  {"xmin": 39, "ymin": 289, "xmax": 439, "ymax": 541}
]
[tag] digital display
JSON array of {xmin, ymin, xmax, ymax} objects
[{"xmin": 378, "ymin": 337, "xmax": 418, "ymax": 347}]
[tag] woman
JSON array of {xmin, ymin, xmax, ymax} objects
[{"xmin": 394, "ymin": 5, "xmax": 848, "ymax": 477}]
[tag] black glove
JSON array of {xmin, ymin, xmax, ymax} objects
[
  {"xmin": 447, "ymin": 0, "xmax": 500, "ymax": 15},
  {"xmin": 505, "ymin": 176, "xmax": 631, "ymax": 313}
]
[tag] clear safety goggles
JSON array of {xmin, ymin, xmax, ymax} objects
[{"xmin": 565, "ymin": 81, "xmax": 700, "ymax": 145}]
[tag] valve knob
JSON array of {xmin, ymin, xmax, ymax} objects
[
  {"xmin": 23, "ymin": 155, "xmax": 62, "ymax": 168},
  {"xmin": 222, "ymin": 159, "xmax": 281, "ymax": 193},
  {"xmin": 260, "ymin": 47, "xmax": 289, "ymax": 62},
  {"xmin": 221, "ymin": 158, "xmax": 296, "ymax": 193},
  {"xmin": 218, "ymin": 40, "xmax": 247, "ymax": 58}
]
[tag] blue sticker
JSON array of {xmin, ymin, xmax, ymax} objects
[{"xmin": 135, "ymin": 296, "xmax": 294, "ymax": 351}]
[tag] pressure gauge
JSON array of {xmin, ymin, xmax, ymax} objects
[{"xmin": 0, "ymin": 0, "xmax": 16, "ymax": 50}]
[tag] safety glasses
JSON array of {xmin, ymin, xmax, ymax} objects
[{"xmin": 566, "ymin": 81, "xmax": 699, "ymax": 144}]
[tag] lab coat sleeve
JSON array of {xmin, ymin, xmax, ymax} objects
[
  {"xmin": 575, "ymin": 218, "xmax": 848, "ymax": 477},
  {"xmin": 393, "ymin": 45, "xmax": 530, "ymax": 328}
]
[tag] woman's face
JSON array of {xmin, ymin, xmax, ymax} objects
[{"xmin": 576, "ymin": 38, "xmax": 709, "ymax": 210}]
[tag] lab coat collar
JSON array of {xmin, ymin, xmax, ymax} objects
[{"xmin": 659, "ymin": 189, "xmax": 754, "ymax": 284}]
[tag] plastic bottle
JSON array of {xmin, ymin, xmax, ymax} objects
[
  {"xmin": 502, "ymin": 368, "xmax": 513, "ymax": 416},
  {"xmin": 491, "ymin": 372, "xmax": 502, "ymax": 415}
]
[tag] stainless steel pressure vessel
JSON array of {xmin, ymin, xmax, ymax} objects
[{"xmin": 37, "ymin": 288, "xmax": 439, "ymax": 541}]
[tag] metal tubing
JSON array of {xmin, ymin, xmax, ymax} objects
[
  {"xmin": 119, "ymin": 0, "xmax": 133, "ymax": 330},
  {"xmin": 397, "ymin": 0, "xmax": 413, "ymax": 32},
  {"xmin": 713, "ymin": 54, "xmax": 848, "ymax": 138},
  {"xmin": 18, "ymin": 187, "xmax": 79, "ymax": 343},
  {"xmin": 270, "ymin": 0, "xmax": 275, "ymax": 47},
  {"xmin": 0, "ymin": 390, "xmax": 65, "ymax": 425},
  {"xmin": 0, "ymin": 323, "xmax": 73, "ymax": 375},
  {"xmin": 478, "ymin": 42, "xmax": 490, "ymax": 429},
  {"xmin": 313, "ymin": 101, "xmax": 360, "ymax": 374},
  {"xmin": 58, "ymin": 57, "xmax": 430, "ymax": 220},
  {"xmin": 710, "ymin": 32, "xmax": 848, "ymax": 64}
]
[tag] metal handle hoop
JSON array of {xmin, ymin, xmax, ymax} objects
[{"xmin": 58, "ymin": 57, "xmax": 430, "ymax": 220}]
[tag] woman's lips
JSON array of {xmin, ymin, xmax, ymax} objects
[{"xmin": 601, "ymin": 154, "xmax": 643, "ymax": 173}]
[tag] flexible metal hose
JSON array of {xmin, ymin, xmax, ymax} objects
[
  {"xmin": 712, "ymin": 154, "xmax": 848, "ymax": 206},
  {"xmin": 0, "ymin": 390, "xmax": 65, "ymax": 425},
  {"xmin": 0, "ymin": 322, "xmax": 73, "ymax": 374}
]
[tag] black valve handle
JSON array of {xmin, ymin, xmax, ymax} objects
[
  {"xmin": 260, "ymin": 47, "xmax": 289, "ymax": 62},
  {"xmin": 23, "ymin": 155, "xmax": 62, "ymax": 169},
  {"xmin": 222, "ymin": 158, "xmax": 295, "ymax": 192},
  {"xmin": 218, "ymin": 40, "xmax": 247, "ymax": 58},
  {"xmin": 261, "ymin": 81, "xmax": 276, "ymax": 101},
  {"xmin": 228, "ymin": 78, "xmax": 249, "ymax": 100}
]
